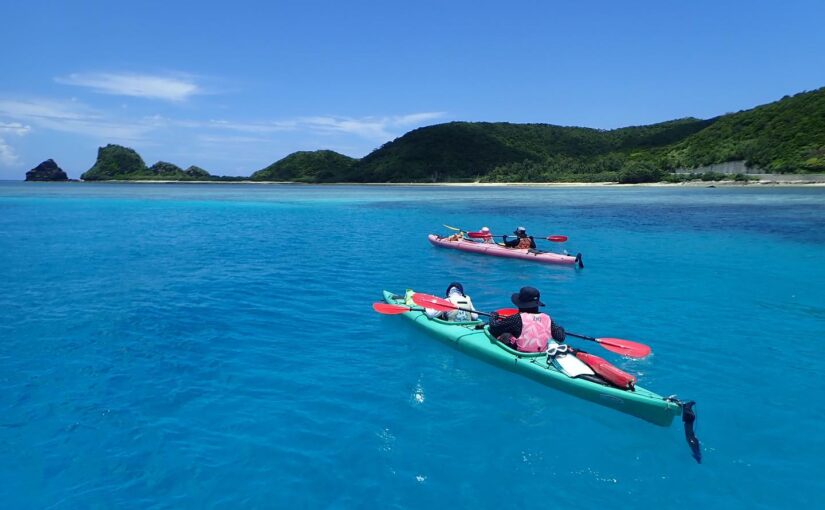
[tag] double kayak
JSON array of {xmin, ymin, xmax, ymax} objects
[
  {"xmin": 428, "ymin": 234, "xmax": 583, "ymax": 267},
  {"xmin": 382, "ymin": 290, "xmax": 684, "ymax": 427}
]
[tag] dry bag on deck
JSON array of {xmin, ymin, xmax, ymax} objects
[{"xmin": 575, "ymin": 352, "xmax": 636, "ymax": 390}]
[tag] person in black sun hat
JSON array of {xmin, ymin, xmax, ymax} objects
[{"xmin": 489, "ymin": 286, "xmax": 565, "ymax": 352}]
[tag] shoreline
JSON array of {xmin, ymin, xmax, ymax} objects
[{"xmin": 22, "ymin": 179, "xmax": 825, "ymax": 187}]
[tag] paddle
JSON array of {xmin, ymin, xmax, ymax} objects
[
  {"xmin": 466, "ymin": 231, "xmax": 568, "ymax": 243},
  {"xmin": 564, "ymin": 332, "xmax": 651, "ymax": 358},
  {"xmin": 411, "ymin": 293, "xmax": 495, "ymax": 318},
  {"xmin": 372, "ymin": 303, "xmax": 421, "ymax": 314},
  {"xmin": 372, "ymin": 301, "xmax": 519, "ymax": 318},
  {"xmin": 411, "ymin": 293, "xmax": 650, "ymax": 358}
]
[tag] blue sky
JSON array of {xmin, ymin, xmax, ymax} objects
[{"xmin": 1, "ymin": 0, "xmax": 824, "ymax": 179}]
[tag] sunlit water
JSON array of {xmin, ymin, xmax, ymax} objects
[{"xmin": 1, "ymin": 182, "xmax": 823, "ymax": 508}]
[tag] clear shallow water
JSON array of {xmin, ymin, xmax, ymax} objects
[{"xmin": 1, "ymin": 182, "xmax": 823, "ymax": 508}]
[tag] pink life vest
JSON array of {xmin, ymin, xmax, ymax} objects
[{"xmin": 514, "ymin": 313, "xmax": 552, "ymax": 352}]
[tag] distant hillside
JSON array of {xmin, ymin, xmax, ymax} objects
[
  {"xmin": 251, "ymin": 150, "xmax": 357, "ymax": 182},
  {"xmin": 661, "ymin": 88, "xmax": 825, "ymax": 173},
  {"xmin": 347, "ymin": 118, "xmax": 713, "ymax": 182},
  {"xmin": 73, "ymin": 87, "xmax": 824, "ymax": 183},
  {"xmin": 338, "ymin": 87, "xmax": 825, "ymax": 182}
]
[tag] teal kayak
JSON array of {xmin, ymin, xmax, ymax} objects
[{"xmin": 382, "ymin": 290, "xmax": 684, "ymax": 427}]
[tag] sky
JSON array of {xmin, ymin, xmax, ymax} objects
[{"xmin": 1, "ymin": 0, "xmax": 824, "ymax": 179}]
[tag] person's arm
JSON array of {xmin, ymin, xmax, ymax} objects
[
  {"xmin": 498, "ymin": 333, "xmax": 516, "ymax": 347},
  {"xmin": 465, "ymin": 297, "xmax": 479, "ymax": 320},
  {"xmin": 502, "ymin": 235, "xmax": 519, "ymax": 248},
  {"xmin": 551, "ymin": 322, "xmax": 566, "ymax": 343},
  {"xmin": 529, "ymin": 236, "xmax": 536, "ymax": 249},
  {"xmin": 489, "ymin": 312, "xmax": 522, "ymax": 339}
]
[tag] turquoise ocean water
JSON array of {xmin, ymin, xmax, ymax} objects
[{"xmin": 1, "ymin": 182, "xmax": 823, "ymax": 508}]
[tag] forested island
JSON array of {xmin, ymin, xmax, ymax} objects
[{"xmin": 34, "ymin": 86, "xmax": 825, "ymax": 183}]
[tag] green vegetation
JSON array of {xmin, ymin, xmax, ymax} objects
[
  {"xmin": 26, "ymin": 159, "xmax": 69, "ymax": 181},
  {"xmin": 81, "ymin": 145, "xmax": 149, "ymax": 180},
  {"xmin": 661, "ymin": 89, "xmax": 825, "ymax": 173},
  {"xmin": 80, "ymin": 145, "xmax": 237, "ymax": 181},
  {"xmin": 662, "ymin": 172, "xmax": 757, "ymax": 183},
  {"xmin": 77, "ymin": 87, "xmax": 825, "ymax": 183},
  {"xmin": 184, "ymin": 165, "xmax": 211, "ymax": 178},
  {"xmin": 250, "ymin": 150, "xmax": 357, "ymax": 182},
  {"xmin": 347, "ymin": 87, "xmax": 824, "ymax": 183}
]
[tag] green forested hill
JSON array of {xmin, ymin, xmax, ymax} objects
[
  {"xmin": 346, "ymin": 118, "xmax": 714, "ymax": 182},
  {"xmin": 339, "ymin": 87, "xmax": 825, "ymax": 182},
  {"xmin": 661, "ymin": 88, "xmax": 825, "ymax": 172},
  {"xmin": 250, "ymin": 150, "xmax": 357, "ymax": 182}
]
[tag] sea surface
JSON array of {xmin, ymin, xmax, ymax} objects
[{"xmin": 1, "ymin": 182, "xmax": 823, "ymax": 509}]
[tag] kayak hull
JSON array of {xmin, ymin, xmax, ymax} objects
[
  {"xmin": 383, "ymin": 290, "xmax": 681, "ymax": 426},
  {"xmin": 428, "ymin": 234, "xmax": 579, "ymax": 265}
]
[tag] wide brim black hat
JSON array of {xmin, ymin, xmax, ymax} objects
[{"xmin": 511, "ymin": 287, "xmax": 545, "ymax": 308}]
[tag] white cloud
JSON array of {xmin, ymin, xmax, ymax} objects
[
  {"xmin": 297, "ymin": 112, "xmax": 445, "ymax": 139},
  {"xmin": 0, "ymin": 121, "xmax": 31, "ymax": 135},
  {"xmin": 0, "ymin": 98, "xmax": 96, "ymax": 121},
  {"xmin": 0, "ymin": 93, "xmax": 447, "ymax": 164},
  {"xmin": 0, "ymin": 137, "xmax": 18, "ymax": 166},
  {"xmin": 0, "ymin": 98, "xmax": 151, "ymax": 141},
  {"xmin": 197, "ymin": 134, "xmax": 272, "ymax": 144},
  {"xmin": 0, "ymin": 120, "xmax": 30, "ymax": 166},
  {"xmin": 188, "ymin": 112, "xmax": 446, "ymax": 140},
  {"xmin": 56, "ymin": 72, "xmax": 201, "ymax": 101}
]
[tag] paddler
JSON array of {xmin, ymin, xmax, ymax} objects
[
  {"xmin": 489, "ymin": 286, "xmax": 566, "ymax": 352},
  {"xmin": 424, "ymin": 282, "xmax": 479, "ymax": 322},
  {"xmin": 479, "ymin": 226, "xmax": 494, "ymax": 243},
  {"xmin": 502, "ymin": 226, "xmax": 536, "ymax": 249}
]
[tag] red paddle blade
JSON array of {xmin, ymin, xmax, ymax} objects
[
  {"xmin": 496, "ymin": 308, "xmax": 519, "ymax": 317},
  {"xmin": 595, "ymin": 338, "xmax": 652, "ymax": 358},
  {"xmin": 411, "ymin": 293, "xmax": 455, "ymax": 312},
  {"xmin": 467, "ymin": 231, "xmax": 493, "ymax": 239},
  {"xmin": 547, "ymin": 235, "xmax": 568, "ymax": 242},
  {"xmin": 372, "ymin": 303, "xmax": 412, "ymax": 314}
]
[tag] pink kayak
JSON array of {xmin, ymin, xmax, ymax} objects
[{"xmin": 428, "ymin": 234, "xmax": 583, "ymax": 267}]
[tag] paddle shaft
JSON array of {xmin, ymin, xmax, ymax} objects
[
  {"xmin": 411, "ymin": 298, "xmax": 500, "ymax": 319},
  {"xmin": 421, "ymin": 303, "xmax": 639, "ymax": 353},
  {"xmin": 566, "ymin": 332, "xmax": 598, "ymax": 342},
  {"xmin": 470, "ymin": 233, "xmax": 566, "ymax": 242},
  {"xmin": 444, "ymin": 305, "xmax": 495, "ymax": 318},
  {"xmin": 566, "ymin": 332, "xmax": 642, "ymax": 352}
]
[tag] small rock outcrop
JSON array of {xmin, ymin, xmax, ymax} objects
[{"xmin": 25, "ymin": 159, "xmax": 69, "ymax": 181}]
